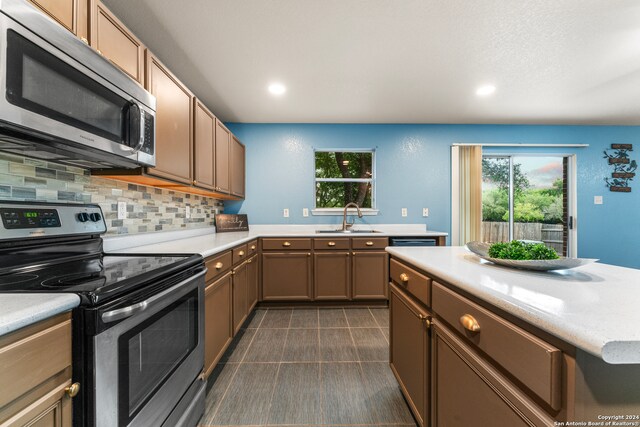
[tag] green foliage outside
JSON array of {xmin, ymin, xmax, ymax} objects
[
  {"xmin": 488, "ymin": 240, "xmax": 559, "ymax": 260},
  {"xmin": 315, "ymin": 151, "xmax": 373, "ymax": 208},
  {"xmin": 482, "ymin": 158, "xmax": 564, "ymax": 224}
]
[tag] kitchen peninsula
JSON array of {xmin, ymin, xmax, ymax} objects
[{"xmin": 386, "ymin": 245, "xmax": 640, "ymax": 426}]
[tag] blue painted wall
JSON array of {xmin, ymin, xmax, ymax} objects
[{"xmin": 225, "ymin": 123, "xmax": 640, "ymax": 269}]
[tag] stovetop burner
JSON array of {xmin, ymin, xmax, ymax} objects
[{"xmin": 0, "ymin": 273, "xmax": 39, "ymax": 287}]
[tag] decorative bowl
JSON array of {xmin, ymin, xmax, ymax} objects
[{"xmin": 465, "ymin": 242, "xmax": 598, "ymax": 271}]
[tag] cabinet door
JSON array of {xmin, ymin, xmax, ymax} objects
[
  {"xmin": 204, "ymin": 272, "xmax": 232, "ymax": 377},
  {"xmin": 246, "ymin": 255, "xmax": 259, "ymax": 312},
  {"xmin": 262, "ymin": 253, "xmax": 312, "ymax": 301},
  {"xmin": 214, "ymin": 119, "xmax": 231, "ymax": 194},
  {"xmin": 314, "ymin": 251, "xmax": 350, "ymax": 300},
  {"xmin": 230, "ymin": 135, "xmax": 245, "ymax": 198},
  {"xmin": 3, "ymin": 380, "xmax": 73, "ymax": 427},
  {"xmin": 193, "ymin": 99, "xmax": 215, "ymax": 190},
  {"xmin": 232, "ymin": 262, "xmax": 248, "ymax": 335},
  {"xmin": 145, "ymin": 51, "xmax": 193, "ymax": 184},
  {"xmin": 389, "ymin": 284, "xmax": 430, "ymax": 427},
  {"xmin": 28, "ymin": 0, "xmax": 79, "ymax": 35},
  {"xmin": 432, "ymin": 321, "xmax": 554, "ymax": 427},
  {"xmin": 352, "ymin": 251, "xmax": 388, "ymax": 300},
  {"xmin": 90, "ymin": 0, "xmax": 144, "ymax": 83}
]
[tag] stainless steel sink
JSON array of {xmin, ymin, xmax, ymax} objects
[{"xmin": 316, "ymin": 229, "xmax": 382, "ymax": 234}]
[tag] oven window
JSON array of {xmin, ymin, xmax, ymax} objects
[
  {"xmin": 5, "ymin": 30, "xmax": 128, "ymax": 143},
  {"xmin": 118, "ymin": 290, "xmax": 198, "ymax": 424}
]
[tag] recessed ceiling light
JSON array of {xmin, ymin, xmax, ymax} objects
[
  {"xmin": 476, "ymin": 84, "xmax": 496, "ymax": 97},
  {"xmin": 268, "ymin": 83, "xmax": 286, "ymax": 96}
]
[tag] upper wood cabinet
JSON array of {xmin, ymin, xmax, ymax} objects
[
  {"xmin": 145, "ymin": 50, "xmax": 194, "ymax": 184},
  {"xmin": 230, "ymin": 135, "xmax": 245, "ymax": 198},
  {"xmin": 90, "ymin": 0, "xmax": 144, "ymax": 84},
  {"xmin": 214, "ymin": 119, "xmax": 231, "ymax": 194},
  {"xmin": 193, "ymin": 99, "xmax": 216, "ymax": 190},
  {"xmin": 28, "ymin": 0, "xmax": 88, "ymax": 39}
]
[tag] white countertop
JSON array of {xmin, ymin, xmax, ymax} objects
[
  {"xmin": 104, "ymin": 224, "xmax": 448, "ymax": 258},
  {"xmin": 386, "ymin": 246, "xmax": 640, "ymax": 364},
  {"xmin": 0, "ymin": 294, "xmax": 80, "ymax": 337}
]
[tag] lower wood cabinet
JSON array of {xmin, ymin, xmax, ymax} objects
[
  {"xmin": 246, "ymin": 254, "xmax": 259, "ymax": 312},
  {"xmin": 432, "ymin": 321, "xmax": 553, "ymax": 427},
  {"xmin": 352, "ymin": 251, "xmax": 388, "ymax": 300},
  {"xmin": 0, "ymin": 313, "xmax": 74, "ymax": 427},
  {"xmin": 232, "ymin": 261, "xmax": 248, "ymax": 335},
  {"xmin": 389, "ymin": 283, "xmax": 430, "ymax": 427},
  {"xmin": 314, "ymin": 251, "xmax": 351, "ymax": 300},
  {"xmin": 262, "ymin": 252, "xmax": 312, "ymax": 301},
  {"xmin": 204, "ymin": 271, "xmax": 233, "ymax": 377}
]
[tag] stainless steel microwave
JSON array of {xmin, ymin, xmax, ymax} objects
[{"xmin": 0, "ymin": 0, "xmax": 156, "ymax": 168}]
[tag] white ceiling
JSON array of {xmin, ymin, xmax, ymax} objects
[{"xmin": 103, "ymin": 0, "xmax": 640, "ymax": 124}]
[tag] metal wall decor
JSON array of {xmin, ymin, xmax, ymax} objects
[{"xmin": 604, "ymin": 144, "xmax": 636, "ymax": 192}]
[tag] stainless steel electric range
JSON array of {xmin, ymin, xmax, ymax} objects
[{"xmin": 0, "ymin": 201, "xmax": 206, "ymax": 427}]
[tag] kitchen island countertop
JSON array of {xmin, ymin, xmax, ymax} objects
[
  {"xmin": 386, "ymin": 245, "xmax": 640, "ymax": 364},
  {"xmin": 0, "ymin": 294, "xmax": 80, "ymax": 337}
]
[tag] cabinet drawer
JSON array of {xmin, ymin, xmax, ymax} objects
[
  {"xmin": 233, "ymin": 244, "xmax": 248, "ymax": 265},
  {"xmin": 247, "ymin": 240, "xmax": 258, "ymax": 255},
  {"xmin": 0, "ymin": 314, "xmax": 71, "ymax": 409},
  {"xmin": 432, "ymin": 282, "xmax": 562, "ymax": 410},
  {"xmin": 205, "ymin": 251, "xmax": 232, "ymax": 281},
  {"xmin": 390, "ymin": 258, "xmax": 431, "ymax": 307},
  {"xmin": 313, "ymin": 238, "xmax": 350, "ymax": 250},
  {"xmin": 352, "ymin": 237, "xmax": 388, "ymax": 250},
  {"xmin": 262, "ymin": 238, "xmax": 311, "ymax": 251}
]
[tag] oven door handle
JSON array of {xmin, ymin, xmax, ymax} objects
[{"xmin": 101, "ymin": 301, "xmax": 148, "ymax": 323}]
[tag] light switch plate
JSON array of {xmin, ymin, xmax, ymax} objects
[
  {"xmin": 283, "ymin": 208, "xmax": 289, "ymax": 218},
  {"xmin": 186, "ymin": 205, "xmax": 191, "ymax": 219},
  {"xmin": 117, "ymin": 202, "xmax": 126, "ymax": 220},
  {"xmin": 423, "ymin": 208, "xmax": 429, "ymax": 217},
  {"xmin": 302, "ymin": 208, "xmax": 309, "ymax": 217},
  {"xmin": 401, "ymin": 208, "xmax": 408, "ymax": 217},
  {"xmin": 594, "ymin": 196, "xmax": 603, "ymax": 205}
]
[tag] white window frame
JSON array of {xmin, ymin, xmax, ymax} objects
[{"xmin": 312, "ymin": 148, "xmax": 378, "ymax": 216}]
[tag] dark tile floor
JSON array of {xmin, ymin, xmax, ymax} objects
[{"xmin": 200, "ymin": 307, "xmax": 417, "ymax": 427}]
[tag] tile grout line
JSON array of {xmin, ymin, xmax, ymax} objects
[
  {"xmin": 318, "ymin": 308, "xmax": 324, "ymax": 426},
  {"xmin": 368, "ymin": 306, "xmax": 390, "ymax": 346},
  {"xmin": 263, "ymin": 309, "xmax": 292, "ymax": 425}
]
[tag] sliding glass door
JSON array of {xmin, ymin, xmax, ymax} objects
[{"xmin": 481, "ymin": 155, "xmax": 572, "ymax": 256}]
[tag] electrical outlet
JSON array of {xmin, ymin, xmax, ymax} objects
[
  {"xmin": 401, "ymin": 208, "xmax": 408, "ymax": 217},
  {"xmin": 594, "ymin": 196, "xmax": 603, "ymax": 205},
  {"xmin": 303, "ymin": 208, "xmax": 309, "ymax": 217},
  {"xmin": 283, "ymin": 208, "xmax": 289, "ymax": 218},
  {"xmin": 423, "ymin": 208, "xmax": 429, "ymax": 217},
  {"xmin": 186, "ymin": 205, "xmax": 191, "ymax": 219},
  {"xmin": 117, "ymin": 202, "xmax": 126, "ymax": 220}
]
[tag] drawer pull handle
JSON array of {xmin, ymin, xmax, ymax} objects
[
  {"xmin": 283, "ymin": 241, "xmax": 291, "ymax": 247},
  {"xmin": 80, "ymin": 37, "xmax": 89, "ymax": 44},
  {"xmin": 215, "ymin": 262, "xmax": 224, "ymax": 270},
  {"xmin": 460, "ymin": 314, "xmax": 481, "ymax": 332},
  {"xmin": 251, "ymin": 245, "xmax": 256, "ymax": 250},
  {"xmin": 328, "ymin": 241, "xmax": 336, "ymax": 247},
  {"xmin": 418, "ymin": 314, "xmax": 431, "ymax": 328},
  {"xmin": 65, "ymin": 382, "xmax": 80, "ymax": 398},
  {"xmin": 399, "ymin": 273, "xmax": 409, "ymax": 283},
  {"xmin": 239, "ymin": 250, "xmax": 245, "ymax": 256},
  {"xmin": 366, "ymin": 241, "xmax": 374, "ymax": 246}
]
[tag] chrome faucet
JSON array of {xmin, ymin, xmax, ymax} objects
[{"xmin": 342, "ymin": 202, "xmax": 363, "ymax": 231}]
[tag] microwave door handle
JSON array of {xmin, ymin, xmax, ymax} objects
[
  {"xmin": 124, "ymin": 101, "xmax": 143, "ymax": 153},
  {"xmin": 102, "ymin": 301, "xmax": 148, "ymax": 323}
]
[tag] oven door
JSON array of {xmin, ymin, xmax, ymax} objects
[
  {"xmin": 93, "ymin": 270, "xmax": 205, "ymax": 427},
  {"xmin": 0, "ymin": 3, "xmax": 155, "ymax": 167}
]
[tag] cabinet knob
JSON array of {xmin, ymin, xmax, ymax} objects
[
  {"xmin": 399, "ymin": 273, "xmax": 409, "ymax": 283},
  {"xmin": 65, "ymin": 382, "xmax": 80, "ymax": 398},
  {"xmin": 215, "ymin": 262, "xmax": 223, "ymax": 270},
  {"xmin": 418, "ymin": 314, "xmax": 431, "ymax": 328},
  {"xmin": 97, "ymin": 49, "xmax": 103, "ymax": 56},
  {"xmin": 460, "ymin": 314, "xmax": 481, "ymax": 332},
  {"xmin": 193, "ymin": 180, "xmax": 197, "ymax": 185},
  {"xmin": 307, "ymin": 252, "xmax": 311, "ymax": 256},
  {"xmin": 328, "ymin": 241, "xmax": 336, "ymax": 247},
  {"xmin": 365, "ymin": 241, "xmax": 374, "ymax": 246},
  {"xmin": 283, "ymin": 241, "xmax": 291, "ymax": 247},
  {"xmin": 80, "ymin": 37, "xmax": 89, "ymax": 44},
  {"xmin": 239, "ymin": 250, "xmax": 245, "ymax": 256},
  {"xmin": 251, "ymin": 245, "xmax": 256, "ymax": 250},
  {"xmin": 231, "ymin": 270, "xmax": 236, "ymax": 275},
  {"xmin": 247, "ymin": 259, "xmax": 252, "ymax": 264}
]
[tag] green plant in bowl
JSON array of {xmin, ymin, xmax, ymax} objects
[{"xmin": 488, "ymin": 240, "xmax": 559, "ymax": 261}]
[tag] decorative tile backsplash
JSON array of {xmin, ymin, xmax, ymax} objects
[{"xmin": 0, "ymin": 152, "xmax": 224, "ymax": 235}]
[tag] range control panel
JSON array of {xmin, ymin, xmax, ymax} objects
[{"xmin": 0, "ymin": 202, "xmax": 106, "ymax": 240}]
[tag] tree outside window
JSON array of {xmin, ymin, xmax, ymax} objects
[{"xmin": 315, "ymin": 151, "xmax": 374, "ymax": 209}]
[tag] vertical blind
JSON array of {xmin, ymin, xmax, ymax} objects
[{"xmin": 454, "ymin": 145, "xmax": 482, "ymax": 245}]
